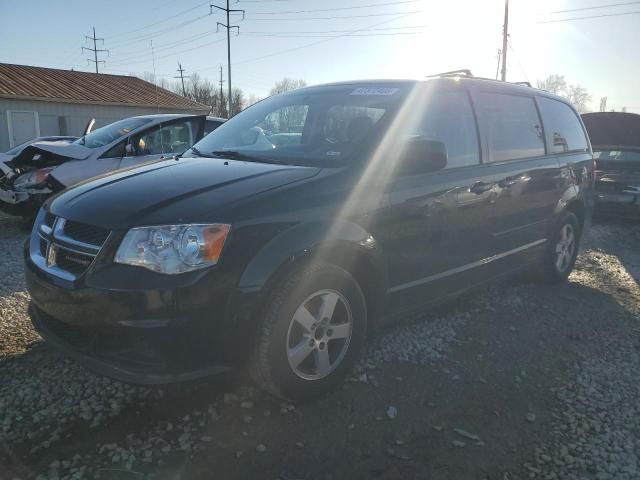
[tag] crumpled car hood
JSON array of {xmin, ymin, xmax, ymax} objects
[{"xmin": 13, "ymin": 141, "xmax": 93, "ymax": 163}]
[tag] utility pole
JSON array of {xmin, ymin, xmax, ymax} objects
[
  {"xmin": 211, "ymin": 1, "xmax": 245, "ymax": 117},
  {"xmin": 219, "ymin": 65, "xmax": 225, "ymax": 116},
  {"xmin": 175, "ymin": 63, "xmax": 187, "ymax": 96},
  {"xmin": 500, "ymin": 0, "xmax": 509, "ymax": 82},
  {"xmin": 82, "ymin": 27, "xmax": 108, "ymax": 74}
]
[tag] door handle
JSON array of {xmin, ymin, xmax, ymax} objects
[{"xmin": 469, "ymin": 181, "xmax": 493, "ymax": 194}]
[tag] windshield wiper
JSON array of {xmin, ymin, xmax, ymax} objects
[
  {"xmin": 189, "ymin": 147, "xmax": 214, "ymax": 158},
  {"xmin": 210, "ymin": 150, "xmax": 287, "ymax": 164}
]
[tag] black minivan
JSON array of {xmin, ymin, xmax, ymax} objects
[{"xmin": 25, "ymin": 76, "xmax": 594, "ymax": 401}]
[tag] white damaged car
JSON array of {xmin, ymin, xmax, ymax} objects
[{"xmin": 0, "ymin": 114, "xmax": 224, "ymax": 218}]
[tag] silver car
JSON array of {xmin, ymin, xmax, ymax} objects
[{"xmin": 0, "ymin": 114, "xmax": 224, "ymax": 217}]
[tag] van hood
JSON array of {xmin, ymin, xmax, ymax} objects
[{"xmin": 48, "ymin": 156, "xmax": 321, "ymax": 229}]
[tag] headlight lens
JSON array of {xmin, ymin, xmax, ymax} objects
[
  {"xmin": 114, "ymin": 224, "xmax": 230, "ymax": 274},
  {"xmin": 13, "ymin": 168, "xmax": 54, "ymax": 188}
]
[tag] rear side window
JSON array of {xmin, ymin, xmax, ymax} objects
[
  {"xmin": 413, "ymin": 90, "xmax": 480, "ymax": 169},
  {"xmin": 477, "ymin": 93, "xmax": 545, "ymax": 163},
  {"xmin": 537, "ymin": 97, "xmax": 589, "ymax": 154}
]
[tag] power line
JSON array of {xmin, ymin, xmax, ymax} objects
[
  {"xmin": 239, "ymin": 31, "xmax": 425, "ymax": 37},
  {"xmin": 507, "ymin": 38, "xmax": 529, "ymax": 83},
  {"xmin": 537, "ymin": 10, "xmax": 640, "ymax": 24},
  {"xmin": 229, "ymin": 10, "xmax": 420, "ymax": 21},
  {"xmin": 109, "ymin": 29, "xmax": 217, "ymax": 63},
  {"xmin": 211, "ymin": 1, "xmax": 245, "ymax": 117},
  {"xmin": 546, "ymin": 1, "xmax": 640, "ymax": 15},
  {"xmin": 108, "ymin": 14, "xmax": 210, "ymax": 49},
  {"xmin": 244, "ymin": 0, "xmax": 420, "ymax": 15},
  {"xmin": 232, "ymin": 12, "xmax": 415, "ymax": 66},
  {"xmin": 106, "ymin": 0, "xmax": 211, "ymax": 40},
  {"xmin": 108, "ymin": 37, "xmax": 225, "ymax": 67},
  {"xmin": 82, "ymin": 27, "xmax": 109, "ymax": 74},
  {"xmin": 239, "ymin": 25, "xmax": 426, "ymax": 33}
]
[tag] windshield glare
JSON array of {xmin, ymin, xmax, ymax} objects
[
  {"xmin": 74, "ymin": 118, "xmax": 151, "ymax": 149},
  {"xmin": 190, "ymin": 86, "xmax": 407, "ymax": 165}
]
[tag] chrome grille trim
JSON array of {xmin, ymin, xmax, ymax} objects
[{"xmin": 30, "ymin": 213, "xmax": 109, "ymax": 280}]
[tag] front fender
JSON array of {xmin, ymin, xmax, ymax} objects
[{"xmin": 238, "ymin": 219, "xmax": 385, "ymax": 293}]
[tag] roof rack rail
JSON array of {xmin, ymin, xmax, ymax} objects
[
  {"xmin": 513, "ymin": 81, "xmax": 532, "ymax": 87},
  {"xmin": 426, "ymin": 69, "xmax": 473, "ymax": 78}
]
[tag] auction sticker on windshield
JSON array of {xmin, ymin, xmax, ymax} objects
[{"xmin": 350, "ymin": 87, "xmax": 399, "ymax": 96}]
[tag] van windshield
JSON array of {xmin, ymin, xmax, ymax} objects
[
  {"xmin": 189, "ymin": 85, "xmax": 409, "ymax": 166},
  {"xmin": 74, "ymin": 118, "xmax": 151, "ymax": 149}
]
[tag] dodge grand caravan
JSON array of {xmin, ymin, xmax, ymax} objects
[{"xmin": 25, "ymin": 77, "xmax": 594, "ymax": 401}]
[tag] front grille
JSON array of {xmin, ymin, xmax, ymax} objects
[
  {"xmin": 55, "ymin": 248, "xmax": 95, "ymax": 276},
  {"xmin": 34, "ymin": 215, "xmax": 110, "ymax": 279},
  {"xmin": 63, "ymin": 220, "xmax": 110, "ymax": 246}
]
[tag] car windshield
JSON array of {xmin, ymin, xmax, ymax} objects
[
  {"xmin": 73, "ymin": 118, "xmax": 151, "ymax": 149},
  {"xmin": 189, "ymin": 85, "xmax": 409, "ymax": 166},
  {"xmin": 593, "ymin": 149, "xmax": 640, "ymax": 162}
]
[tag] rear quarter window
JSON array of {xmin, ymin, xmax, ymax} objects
[
  {"xmin": 476, "ymin": 92, "xmax": 546, "ymax": 163},
  {"xmin": 537, "ymin": 97, "xmax": 589, "ymax": 154}
]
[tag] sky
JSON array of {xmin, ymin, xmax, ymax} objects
[{"xmin": 1, "ymin": 0, "xmax": 639, "ymax": 112}]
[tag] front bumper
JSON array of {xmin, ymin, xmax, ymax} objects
[
  {"xmin": 25, "ymin": 240, "xmax": 248, "ymax": 385},
  {"xmin": 0, "ymin": 185, "xmax": 46, "ymax": 218},
  {"xmin": 30, "ymin": 304, "xmax": 231, "ymax": 384}
]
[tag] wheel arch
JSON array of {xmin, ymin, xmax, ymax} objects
[
  {"xmin": 238, "ymin": 220, "xmax": 388, "ymax": 330},
  {"xmin": 554, "ymin": 185, "xmax": 588, "ymax": 230}
]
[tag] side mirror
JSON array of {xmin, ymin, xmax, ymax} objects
[{"xmin": 398, "ymin": 137, "xmax": 448, "ymax": 173}]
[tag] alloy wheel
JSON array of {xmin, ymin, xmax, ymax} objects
[{"xmin": 286, "ymin": 289, "xmax": 353, "ymax": 380}]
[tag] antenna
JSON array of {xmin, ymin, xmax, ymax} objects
[{"xmin": 151, "ymin": 40, "xmax": 159, "ymax": 114}]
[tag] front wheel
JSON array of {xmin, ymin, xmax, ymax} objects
[
  {"xmin": 249, "ymin": 263, "xmax": 367, "ymax": 401},
  {"xmin": 537, "ymin": 211, "xmax": 580, "ymax": 283}
]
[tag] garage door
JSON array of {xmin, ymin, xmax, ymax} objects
[{"xmin": 8, "ymin": 111, "xmax": 39, "ymax": 147}]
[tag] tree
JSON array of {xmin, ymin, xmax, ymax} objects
[
  {"xmin": 231, "ymin": 88, "xmax": 246, "ymax": 116},
  {"xmin": 137, "ymin": 71, "xmax": 253, "ymax": 118},
  {"xmin": 565, "ymin": 84, "xmax": 592, "ymax": 113},
  {"xmin": 137, "ymin": 72, "xmax": 174, "ymax": 91},
  {"xmin": 536, "ymin": 74, "xmax": 592, "ymax": 113},
  {"xmin": 270, "ymin": 78, "xmax": 307, "ymax": 96},
  {"xmin": 536, "ymin": 74, "xmax": 567, "ymax": 95},
  {"xmin": 245, "ymin": 93, "xmax": 263, "ymax": 108}
]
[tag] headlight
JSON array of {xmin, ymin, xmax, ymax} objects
[
  {"xmin": 13, "ymin": 168, "xmax": 54, "ymax": 189},
  {"xmin": 114, "ymin": 224, "xmax": 230, "ymax": 274}
]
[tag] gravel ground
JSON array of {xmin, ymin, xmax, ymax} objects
[{"xmin": 0, "ymin": 212, "xmax": 638, "ymax": 480}]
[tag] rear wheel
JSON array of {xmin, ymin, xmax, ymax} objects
[
  {"xmin": 249, "ymin": 263, "xmax": 367, "ymax": 401},
  {"xmin": 537, "ymin": 211, "xmax": 580, "ymax": 283}
]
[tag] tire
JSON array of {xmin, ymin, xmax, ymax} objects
[
  {"xmin": 537, "ymin": 211, "xmax": 581, "ymax": 284},
  {"xmin": 249, "ymin": 263, "xmax": 367, "ymax": 402}
]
